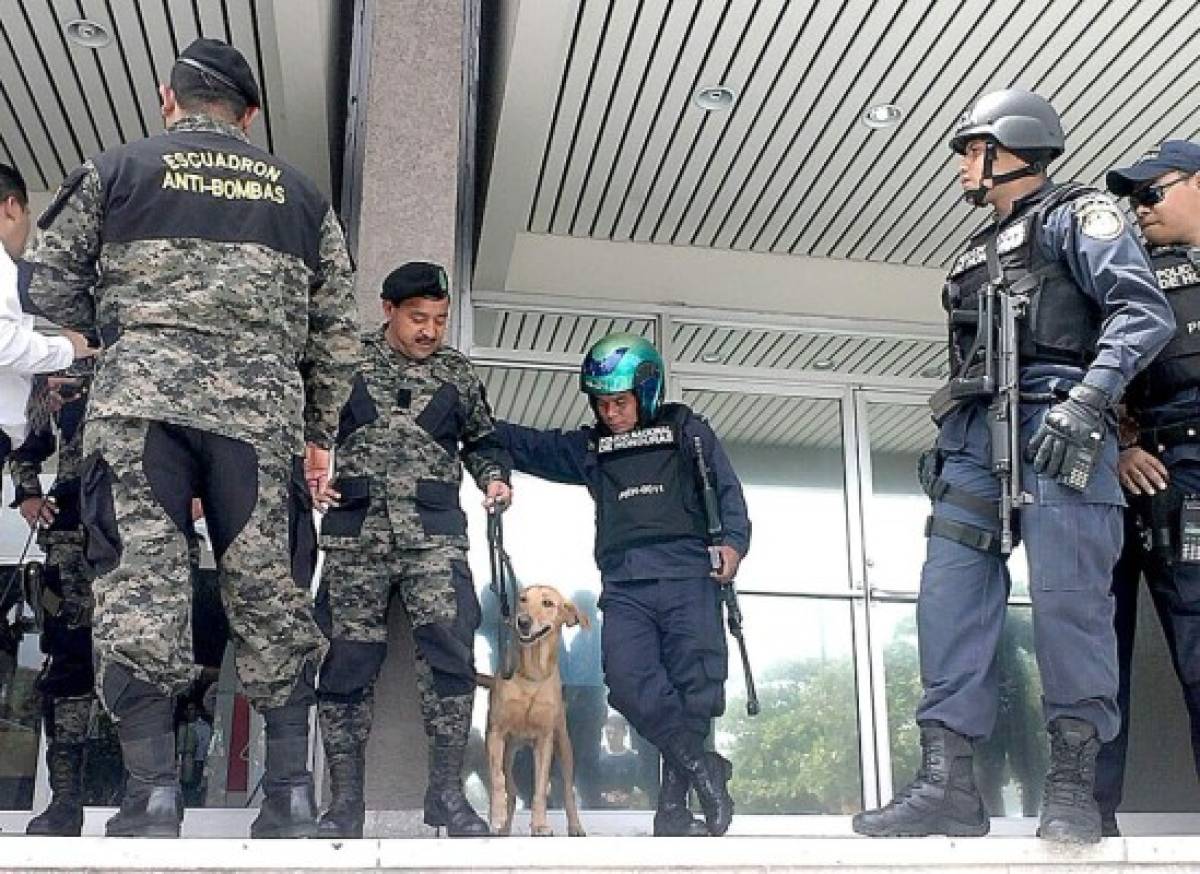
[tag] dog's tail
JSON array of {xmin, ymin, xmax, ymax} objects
[{"xmin": 475, "ymin": 672, "xmax": 496, "ymax": 690}]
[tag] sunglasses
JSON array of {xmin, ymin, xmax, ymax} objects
[{"xmin": 1129, "ymin": 174, "xmax": 1194, "ymax": 208}]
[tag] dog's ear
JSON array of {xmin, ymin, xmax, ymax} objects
[{"xmin": 561, "ymin": 601, "xmax": 589, "ymax": 629}]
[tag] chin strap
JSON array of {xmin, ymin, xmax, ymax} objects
[{"xmin": 964, "ymin": 141, "xmax": 1044, "ymax": 207}]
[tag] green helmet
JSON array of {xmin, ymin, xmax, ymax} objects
[{"xmin": 580, "ymin": 332, "xmax": 664, "ymax": 423}]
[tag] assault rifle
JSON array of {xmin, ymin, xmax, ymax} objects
[
  {"xmin": 693, "ymin": 436, "xmax": 759, "ymax": 716},
  {"xmin": 928, "ymin": 236, "xmax": 1030, "ymax": 554}
]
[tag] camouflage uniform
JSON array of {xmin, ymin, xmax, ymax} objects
[
  {"xmin": 11, "ymin": 371, "xmax": 97, "ymax": 833},
  {"xmin": 316, "ymin": 329, "xmax": 509, "ymax": 748},
  {"xmin": 24, "ymin": 114, "xmax": 361, "ymax": 715}
]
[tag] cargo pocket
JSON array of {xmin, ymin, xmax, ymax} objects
[
  {"xmin": 80, "ymin": 452, "xmax": 121, "ymax": 575},
  {"xmin": 288, "ymin": 457, "xmax": 318, "ymax": 589},
  {"xmin": 688, "ymin": 652, "xmax": 729, "ymax": 719},
  {"xmin": 415, "ymin": 480, "xmax": 467, "ymax": 537},
  {"xmin": 320, "ymin": 476, "xmax": 371, "ymax": 537}
]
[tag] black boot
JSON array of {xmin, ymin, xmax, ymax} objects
[
  {"xmin": 660, "ymin": 732, "xmax": 734, "ymax": 836},
  {"xmin": 26, "ymin": 742, "xmax": 85, "ymax": 836},
  {"xmin": 316, "ymin": 750, "xmax": 365, "ymax": 839},
  {"xmin": 852, "ymin": 722, "xmax": 988, "ymax": 837},
  {"xmin": 653, "ymin": 758, "xmax": 708, "ymax": 837},
  {"xmin": 250, "ymin": 705, "xmax": 318, "ymax": 839},
  {"xmin": 423, "ymin": 743, "xmax": 488, "ymax": 837},
  {"xmin": 1039, "ymin": 718, "xmax": 1103, "ymax": 844},
  {"xmin": 105, "ymin": 733, "xmax": 182, "ymax": 837}
]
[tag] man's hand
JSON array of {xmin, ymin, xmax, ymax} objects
[
  {"xmin": 63, "ymin": 329, "xmax": 98, "ymax": 360},
  {"xmin": 304, "ymin": 443, "xmax": 336, "ymax": 510},
  {"xmin": 711, "ymin": 545, "xmax": 741, "ymax": 585},
  {"xmin": 19, "ymin": 496, "xmax": 56, "ymax": 529},
  {"xmin": 484, "ymin": 480, "xmax": 512, "ymax": 511},
  {"xmin": 1026, "ymin": 384, "xmax": 1108, "ymax": 478},
  {"xmin": 1119, "ymin": 446, "xmax": 1169, "ymax": 495}
]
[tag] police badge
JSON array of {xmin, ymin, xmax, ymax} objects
[{"xmin": 1074, "ymin": 195, "xmax": 1125, "ymax": 241}]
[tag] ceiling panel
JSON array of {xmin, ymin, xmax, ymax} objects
[
  {"xmin": 517, "ymin": 0, "xmax": 1200, "ymax": 271},
  {"xmin": 474, "ymin": 305, "xmax": 656, "ymax": 355},
  {"xmin": 0, "ymin": 0, "xmax": 334, "ymax": 195}
]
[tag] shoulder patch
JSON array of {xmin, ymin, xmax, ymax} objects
[{"xmin": 1073, "ymin": 194, "xmax": 1125, "ymax": 241}]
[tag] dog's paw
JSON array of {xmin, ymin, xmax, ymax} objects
[
  {"xmin": 531, "ymin": 825, "xmax": 554, "ymax": 837},
  {"xmin": 568, "ymin": 825, "xmax": 587, "ymax": 837}
]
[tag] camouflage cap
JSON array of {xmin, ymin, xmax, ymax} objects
[
  {"xmin": 175, "ymin": 38, "xmax": 261, "ymax": 108},
  {"xmin": 381, "ymin": 261, "xmax": 450, "ymax": 302}
]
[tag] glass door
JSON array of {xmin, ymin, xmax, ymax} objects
[{"xmin": 854, "ymin": 390, "xmax": 1045, "ymax": 819}]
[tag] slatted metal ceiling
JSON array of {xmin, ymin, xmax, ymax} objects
[
  {"xmin": 474, "ymin": 305, "xmax": 949, "ymax": 381},
  {"xmin": 0, "ymin": 0, "xmax": 278, "ymax": 193},
  {"xmin": 482, "ymin": 366, "xmax": 933, "ymax": 454},
  {"xmin": 526, "ymin": 0, "xmax": 1200, "ymax": 270},
  {"xmin": 670, "ymin": 320, "xmax": 947, "ymax": 379},
  {"xmin": 474, "ymin": 306, "xmax": 656, "ymax": 356}
]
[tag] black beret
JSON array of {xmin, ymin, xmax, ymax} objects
[
  {"xmin": 381, "ymin": 261, "xmax": 450, "ymax": 303},
  {"xmin": 175, "ymin": 38, "xmax": 261, "ymax": 109}
]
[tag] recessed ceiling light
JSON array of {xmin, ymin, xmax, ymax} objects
[
  {"xmin": 694, "ymin": 86, "xmax": 736, "ymax": 112},
  {"xmin": 700, "ymin": 350, "xmax": 724, "ymax": 364},
  {"xmin": 65, "ymin": 18, "xmax": 112, "ymax": 49},
  {"xmin": 862, "ymin": 102, "xmax": 904, "ymax": 130},
  {"xmin": 813, "ymin": 359, "xmax": 836, "ymax": 370}
]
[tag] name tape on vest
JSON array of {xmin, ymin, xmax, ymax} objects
[
  {"xmin": 950, "ymin": 222, "xmax": 1028, "ymax": 276},
  {"xmin": 597, "ymin": 425, "xmax": 675, "ymax": 454},
  {"xmin": 1157, "ymin": 262, "xmax": 1200, "ymax": 291}
]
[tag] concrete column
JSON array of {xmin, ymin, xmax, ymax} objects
[{"xmin": 346, "ymin": 0, "xmax": 466, "ymax": 811}]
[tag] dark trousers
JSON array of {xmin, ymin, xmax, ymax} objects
[
  {"xmin": 1094, "ymin": 461, "xmax": 1200, "ymax": 818},
  {"xmin": 599, "ymin": 576, "xmax": 727, "ymax": 748}
]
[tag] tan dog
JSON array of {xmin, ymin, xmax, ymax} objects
[{"xmin": 480, "ymin": 584, "xmax": 588, "ymax": 836}]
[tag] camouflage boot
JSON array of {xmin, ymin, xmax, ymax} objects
[
  {"xmin": 26, "ymin": 741, "xmax": 85, "ymax": 836},
  {"xmin": 653, "ymin": 757, "xmax": 708, "ymax": 837},
  {"xmin": 27, "ymin": 696, "xmax": 92, "ymax": 836},
  {"xmin": 250, "ymin": 705, "xmax": 318, "ymax": 839},
  {"xmin": 1039, "ymin": 718, "xmax": 1103, "ymax": 845},
  {"xmin": 316, "ymin": 698, "xmax": 369, "ymax": 838},
  {"xmin": 852, "ymin": 722, "xmax": 988, "ymax": 837},
  {"xmin": 423, "ymin": 743, "xmax": 488, "ymax": 837}
]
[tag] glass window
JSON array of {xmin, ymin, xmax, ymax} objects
[
  {"xmin": 683, "ymin": 390, "xmax": 850, "ymax": 593},
  {"xmin": 715, "ymin": 595, "xmax": 861, "ymax": 814},
  {"xmin": 876, "ymin": 601, "xmax": 1045, "ymax": 817}
]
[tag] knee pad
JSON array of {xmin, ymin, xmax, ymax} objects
[
  {"xmin": 100, "ymin": 664, "xmax": 172, "ymax": 738},
  {"xmin": 317, "ymin": 639, "xmax": 386, "ymax": 700},
  {"xmin": 412, "ymin": 623, "xmax": 476, "ymax": 697}
]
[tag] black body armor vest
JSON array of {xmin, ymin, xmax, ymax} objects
[
  {"xmin": 590, "ymin": 403, "xmax": 708, "ymax": 562},
  {"xmin": 1126, "ymin": 247, "xmax": 1200, "ymax": 410},
  {"xmin": 943, "ymin": 184, "xmax": 1102, "ymax": 379}
]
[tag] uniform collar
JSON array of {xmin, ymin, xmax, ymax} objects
[
  {"xmin": 166, "ymin": 114, "xmax": 252, "ymax": 144},
  {"xmin": 370, "ymin": 324, "xmax": 447, "ymax": 365}
]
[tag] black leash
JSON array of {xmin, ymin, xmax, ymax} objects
[{"xmin": 486, "ymin": 507, "xmax": 518, "ymax": 680}]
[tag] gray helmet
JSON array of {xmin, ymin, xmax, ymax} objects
[{"xmin": 948, "ymin": 88, "xmax": 1064, "ymax": 159}]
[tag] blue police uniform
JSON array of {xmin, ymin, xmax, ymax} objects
[
  {"xmin": 1094, "ymin": 251, "xmax": 1200, "ymax": 822},
  {"xmin": 494, "ymin": 407, "xmax": 751, "ymax": 748},
  {"xmin": 917, "ymin": 181, "xmax": 1173, "ymax": 744}
]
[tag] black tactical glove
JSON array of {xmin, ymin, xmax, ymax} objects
[{"xmin": 1025, "ymin": 383, "xmax": 1109, "ymax": 487}]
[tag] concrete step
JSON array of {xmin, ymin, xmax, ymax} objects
[{"xmin": 2, "ymin": 833, "xmax": 1200, "ymax": 873}]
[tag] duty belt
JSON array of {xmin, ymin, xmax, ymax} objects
[{"xmin": 1139, "ymin": 421, "xmax": 1200, "ymax": 453}]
